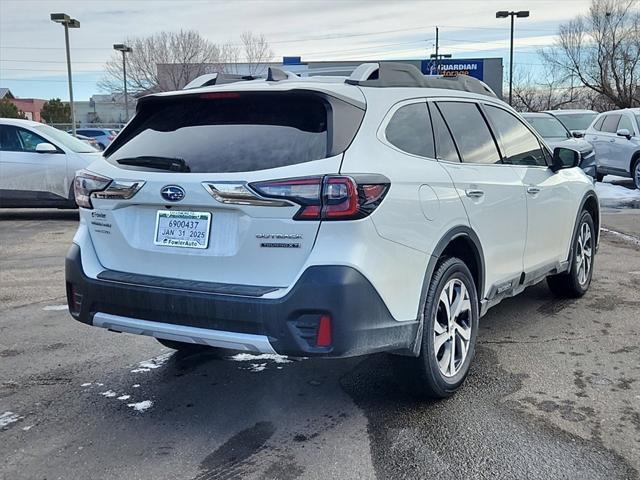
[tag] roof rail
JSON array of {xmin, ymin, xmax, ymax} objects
[
  {"xmin": 183, "ymin": 73, "xmax": 259, "ymax": 90},
  {"xmin": 346, "ymin": 62, "xmax": 497, "ymax": 97}
]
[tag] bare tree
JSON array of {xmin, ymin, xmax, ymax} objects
[
  {"xmin": 511, "ymin": 65, "xmax": 586, "ymax": 111},
  {"xmin": 541, "ymin": 0, "xmax": 640, "ymax": 108},
  {"xmin": 99, "ymin": 30, "xmax": 274, "ymax": 94}
]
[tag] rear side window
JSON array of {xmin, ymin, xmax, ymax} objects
[
  {"xmin": 484, "ymin": 106, "xmax": 547, "ymax": 166},
  {"xmin": 618, "ymin": 115, "xmax": 633, "ymax": 133},
  {"xmin": 107, "ymin": 92, "xmax": 362, "ymax": 173},
  {"xmin": 437, "ymin": 102, "xmax": 501, "ymax": 164},
  {"xmin": 428, "ymin": 102, "xmax": 460, "ymax": 162},
  {"xmin": 385, "ymin": 102, "xmax": 434, "ymax": 157},
  {"xmin": 592, "ymin": 116, "xmax": 605, "ymax": 131},
  {"xmin": 601, "ymin": 115, "xmax": 621, "ymax": 133}
]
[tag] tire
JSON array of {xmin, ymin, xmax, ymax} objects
[
  {"xmin": 632, "ymin": 157, "xmax": 640, "ymax": 190},
  {"xmin": 547, "ymin": 211, "xmax": 595, "ymax": 298},
  {"xmin": 413, "ymin": 257, "xmax": 479, "ymax": 399}
]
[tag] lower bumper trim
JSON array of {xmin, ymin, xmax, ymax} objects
[{"xmin": 93, "ymin": 312, "xmax": 276, "ymax": 353}]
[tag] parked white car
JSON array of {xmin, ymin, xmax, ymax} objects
[
  {"xmin": 65, "ymin": 63, "xmax": 599, "ymax": 398},
  {"xmin": 584, "ymin": 108, "xmax": 640, "ymax": 188},
  {"xmin": 0, "ymin": 118, "xmax": 101, "ymax": 208}
]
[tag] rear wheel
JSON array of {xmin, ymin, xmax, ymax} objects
[
  {"xmin": 632, "ymin": 158, "xmax": 640, "ymax": 190},
  {"xmin": 413, "ymin": 257, "xmax": 479, "ymax": 399},
  {"xmin": 547, "ymin": 211, "xmax": 595, "ymax": 298}
]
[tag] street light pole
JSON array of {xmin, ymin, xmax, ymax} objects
[
  {"xmin": 113, "ymin": 44, "xmax": 132, "ymax": 122},
  {"xmin": 51, "ymin": 13, "xmax": 80, "ymax": 135},
  {"xmin": 496, "ymin": 10, "xmax": 530, "ymax": 106}
]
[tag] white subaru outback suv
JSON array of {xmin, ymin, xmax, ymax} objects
[{"xmin": 66, "ymin": 63, "xmax": 599, "ymax": 398}]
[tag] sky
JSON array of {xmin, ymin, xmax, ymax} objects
[{"xmin": 0, "ymin": 0, "xmax": 593, "ymax": 101}]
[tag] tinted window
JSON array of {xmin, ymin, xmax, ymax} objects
[
  {"xmin": 0, "ymin": 126, "xmax": 22, "ymax": 151},
  {"xmin": 437, "ymin": 102, "xmax": 500, "ymax": 164},
  {"xmin": 602, "ymin": 115, "xmax": 621, "ymax": 133},
  {"xmin": 428, "ymin": 102, "xmax": 460, "ymax": 162},
  {"xmin": 385, "ymin": 102, "xmax": 434, "ymax": 157},
  {"xmin": 486, "ymin": 107, "xmax": 547, "ymax": 166},
  {"xmin": 618, "ymin": 115, "xmax": 633, "ymax": 133},
  {"xmin": 523, "ymin": 115, "xmax": 570, "ymax": 139},
  {"xmin": 555, "ymin": 113, "xmax": 597, "ymax": 131},
  {"xmin": 16, "ymin": 128, "xmax": 49, "ymax": 151},
  {"xmin": 108, "ymin": 93, "xmax": 333, "ymax": 173},
  {"xmin": 592, "ymin": 116, "xmax": 605, "ymax": 131}
]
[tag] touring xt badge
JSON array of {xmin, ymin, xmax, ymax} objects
[{"xmin": 256, "ymin": 233, "xmax": 302, "ymax": 248}]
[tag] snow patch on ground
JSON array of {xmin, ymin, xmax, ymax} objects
[
  {"xmin": 596, "ymin": 179, "xmax": 640, "ymax": 201},
  {"xmin": 22, "ymin": 425, "xmax": 34, "ymax": 431},
  {"xmin": 81, "ymin": 383, "xmax": 92, "ymax": 387},
  {"xmin": 42, "ymin": 305, "xmax": 68, "ymax": 311},
  {"xmin": 131, "ymin": 352, "xmax": 174, "ymax": 373},
  {"xmin": 0, "ymin": 412, "xmax": 23, "ymax": 428},
  {"xmin": 230, "ymin": 353, "xmax": 292, "ymax": 364},
  {"xmin": 100, "ymin": 390, "xmax": 117, "ymax": 398},
  {"xmin": 117, "ymin": 395, "xmax": 131, "ymax": 400},
  {"xmin": 249, "ymin": 363, "xmax": 267, "ymax": 372},
  {"xmin": 132, "ymin": 384, "xmax": 140, "ymax": 388},
  {"xmin": 127, "ymin": 400, "xmax": 153, "ymax": 413}
]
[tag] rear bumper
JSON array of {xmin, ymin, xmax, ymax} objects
[{"xmin": 65, "ymin": 244, "xmax": 419, "ymax": 357}]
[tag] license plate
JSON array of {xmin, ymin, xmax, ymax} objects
[{"xmin": 154, "ymin": 210, "xmax": 211, "ymax": 249}]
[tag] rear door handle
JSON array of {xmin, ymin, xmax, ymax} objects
[
  {"xmin": 465, "ymin": 189, "xmax": 485, "ymax": 198},
  {"xmin": 526, "ymin": 186, "xmax": 541, "ymax": 195}
]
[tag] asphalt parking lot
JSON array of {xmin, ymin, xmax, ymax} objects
[{"xmin": 1, "ymin": 199, "xmax": 639, "ymax": 479}]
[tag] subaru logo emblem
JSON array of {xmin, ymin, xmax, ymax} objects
[{"xmin": 161, "ymin": 185, "xmax": 185, "ymax": 202}]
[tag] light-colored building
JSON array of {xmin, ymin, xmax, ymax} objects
[{"xmin": 74, "ymin": 93, "xmax": 137, "ymax": 126}]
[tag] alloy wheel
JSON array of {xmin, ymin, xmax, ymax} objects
[
  {"xmin": 575, "ymin": 221, "xmax": 593, "ymax": 286},
  {"xmin": 433, "ymin": 278, "xmax": 472, "ymax": 377},
  {"xmin": 634, "ymin": 161, "xmax": 640, "ymax": 189}
]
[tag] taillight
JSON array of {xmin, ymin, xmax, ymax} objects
[
  {"xmin": 74, "ymin": 170, "xmax": 112, "ymax": 209},
  {"xmin": 250, "ymin": 175, "xmax": 389, "ymax": 221},
  {"xmin": 74, "ymin": 170, "xmax": 145, "ymax": 209}
]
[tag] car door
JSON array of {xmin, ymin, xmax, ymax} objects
[
  {"xmin": 482, "ymin": 104, "xmax": 575, "ymax": 275},
  {"xmin": 434, "ymin": 100, "xmax": 527, "ymax": 295},
  {"xmin": 0, "ymin": 125, "xmax": 68, "ymax": 201},
  {"xmin": 597, "ymin": 114, "xmax": 621, "ymax": 171},
  {"xmin": 612, "ymin": 114, "xmax": 637, "ymax": 174}
]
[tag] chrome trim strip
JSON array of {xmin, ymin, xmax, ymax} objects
[
  {"xmin": 92, "ymin": 312, "xmax": 276, "ymax": 353},
  {"xmin": 202, "ymin": 182, "xmax": 290, "ymax": 207},
  {"xmin": 93, "ymin": 180, "xmax": 145, "ymax": 200}
]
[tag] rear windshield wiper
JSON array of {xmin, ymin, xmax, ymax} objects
[{"xmin": 115, "ymin": 156, "xmax": 190, "ymax": 173}]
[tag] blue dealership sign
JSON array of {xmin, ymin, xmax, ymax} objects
[{"xmin": 421, "ymin": 59, "xmax": 485, "ymax": 80}]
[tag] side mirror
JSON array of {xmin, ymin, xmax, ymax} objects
[
  {"xmin": 571, "ymin": 130, "xmax": 585, "ymax": 138},
  {"xmin": 35, "ymin": 143, "xmax": 58, "ymax": 153},
  {"xmin": 551, "ymin": 147, "xmax": 581, "ymax": 172},
  {"xmin": 616, "ymin": 128, "xmax": 632, "ymax": 139}
]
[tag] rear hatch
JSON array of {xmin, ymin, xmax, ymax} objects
[{"xmin": 85, "ymin": 87, "xmax": 365, "ymax": 289}]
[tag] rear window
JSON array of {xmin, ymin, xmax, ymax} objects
[{"xmin": 106, "ymin": 92, "xmax": 361, "ymax": 173}]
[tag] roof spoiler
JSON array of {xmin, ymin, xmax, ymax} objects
[
  {"xmin": 346, "ymin": 62, "xmax": 497, "ymax": 97},
  {"xmin": 183, "ymin": 73, "xmax": 260, "ymax": 90}
]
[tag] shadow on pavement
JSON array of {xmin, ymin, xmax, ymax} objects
[{"xmin": 0, "ymin": 209, "xmax": 79, "ymax": 221}]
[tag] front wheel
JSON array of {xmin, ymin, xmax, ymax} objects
[
  {"xmin": 633, "ymin": 158, "xmax": 640, "ymax": 190},
  {"xmin": 413, "ymin": 257, "xmax": 479, "ymax": 399},
  {"xmin": 547, "ymin": 211, "xmax": 595, "ymax": 298}
]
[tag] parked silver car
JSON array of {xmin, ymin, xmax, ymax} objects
[
  {"xmin": 584, "ymin": 108, "xmax": 640, "ymax": 188},
  {"xmin": 545, "ymin": 109, "xmax": 598, "ymax": 138},
  {"xmin": 522, "ymin": 112, "xmax": 597, "ymax": 180}
]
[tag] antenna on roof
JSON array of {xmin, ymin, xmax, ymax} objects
[{"xmin": 266, "ymin": 67, "xmax": 297, "ymax": 81}]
